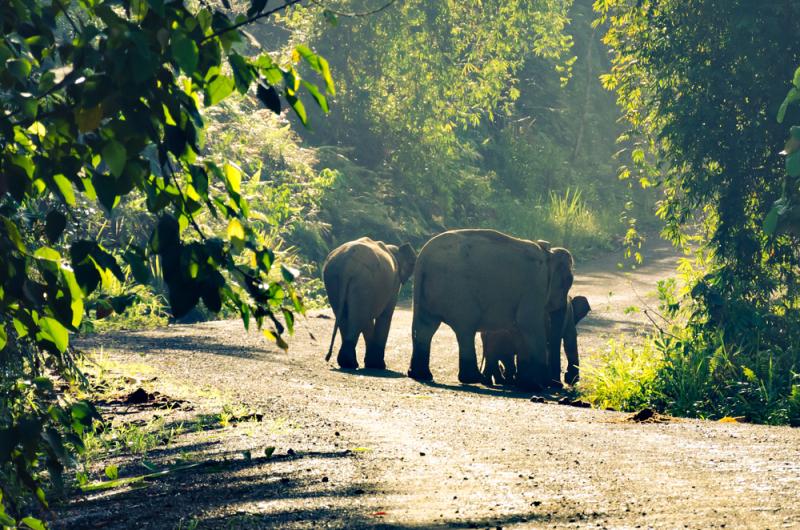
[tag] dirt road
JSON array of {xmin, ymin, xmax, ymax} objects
[{"xmin": 64, "ymin": 239, "xmax": 800, "ymax": 529}]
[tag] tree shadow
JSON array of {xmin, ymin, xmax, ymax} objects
[
  {"xmin": 78, "ymin": 332, "xmax": 280, "ymax": 360},
  {"xmin": 52, "ymin": 449, "xmax": 359, "ymax": 530},
  {"xmin": 194, "ymin": 506, "xmax": 593, "ymax": 529}
]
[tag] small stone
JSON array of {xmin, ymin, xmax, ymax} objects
[{"xmin": 322, "ymin": 476, "xmax": 329, "ymax": 483}]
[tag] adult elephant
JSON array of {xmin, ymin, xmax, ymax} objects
[
  {"xmin": 407, "ymin": 229, "xmax": 573, "ymax": 390},
  {"xmin": 481, "ymin": 295, "xmax": 591, "ymax": 387},
  {"xmin": 323, "ymin": 238, "xmax": 416, "ymax": 370}
]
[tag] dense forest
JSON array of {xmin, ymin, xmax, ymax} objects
[{"xmin": 2, "ymin": 0, "xmax": 800, "ymax": 527}]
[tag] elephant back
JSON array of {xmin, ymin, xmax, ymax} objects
[{"xmin": 414, "ymin": 229, "xmax": 550, "ymax": 327}]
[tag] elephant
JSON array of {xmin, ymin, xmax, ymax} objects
[
  {"xmin": 323, "ymin": 237, "xmax": 416, "ymax": 370},
  {"xmin": 480, "ymin": 295, "xmax": 591, "ymax": 387},
  {"xmin": 407, "ymin": 229, "xmax": 574, "ymax": 391}
]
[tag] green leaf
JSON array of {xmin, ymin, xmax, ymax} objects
[
  {"xmin": 281, "ymin": 264, "xmax": 299, "ymax": 282},
  {"xmin": 21, "ymin": 516, "xmax": 46, "ymax": 530},
  {"xmin": 229, "ymin": 53, "xmax": 254, "ymax": 94},
  {"xmin": 131, "ymin": 0, "xmax": 149, "ymax": 21},
  {"xmin": 171, "ymin": 32, "xmax": 199, "ymax": 75},
  {"xmin": 53, "ymin": 174, "xmax": 76, "ymax": 206},
  {"xmin": 6, "ymin": 58, "xmax": 32, "ymax": 81},
  {"xmin": 206, "ymin": 75, "xmax": 235, "ymax": 106},
  {"xmin": 285, "ymin": 90, "xmax": 307, "ymax": 125},
  {"xmin": 301, "ymin": 80, "xmax": 329, "ymax": 112},
  {"xmin": 763, "ymin": 206, "xmax": 779, "ymax": 235},
  {"xmin": 318, "ymin": 56, "xmax": 335, "ymax": 95},
  {"xmin": 102, "ymin": 140, "xmax": 127, "ymax": 177},
  {"xmin": 778, "ymin": 88, "xmax": 800, "ymax": 124},
  {"xmin": 787, "ymin": 151, "xmax": 800, "ymax": 178},
  {"xmin": 0, "ymin": 511, "xmax": 15, "ymax": 527},
  {"xmin": 61, "ymin": 268, "xmax": 85, "ymax": 327},
  {"xmin": 38, "ymin": 317, "xmax": 69, "ymax": 353},
  {"xmin": 0, "ymin": 324, "xmax": 6, "ymax": 351},
  {"xmin": 794, "ymin": 66, "xmax": 800, "ymax": 88},
  {"xmin": 34, "ymin": 246, "xmax": 61, "ymax": 261},
  {"xmin": 223, "ymin": 162, "xmax": 242, "ymax": 194},
  {"xmin": 227, "ymin": 218, "xmax": 245, "ymax": 243},
  {"xmin": 256, "ymin": 83, "xmax": 281, "ymax": 114},
  {"xmin": 105, "ymin": 464, "xmax": 119, "ymax": 480}
]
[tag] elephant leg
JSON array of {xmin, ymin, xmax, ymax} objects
[
  {"xmin": 337, "ymin": 300, "xmax": 364, "ymax": 370},
  {"xmin": 336, "ymin": 334, "xmax": 358, "ymax": 370},
  {"xmin": 456, "ymin": 328, "xmax": 481, "ymax": 385},
  {"xmin": 408, "ymin": 309, "xmax": 440, "ymax": 381},
  {"xmin": 480, "ymin": 333, "xmax": 500, "ymax": 386},
  {"xmin": 365, "ymin": 301, "xmax": 395, "ymax": 369},
  {"xmin": 563, "ymin": 319, "xmax": 580, "ymax": 385},
  {"xmin": 498, "ymin": 350, "xmax": 517, "ymax": 385},
  {"xmin": 547, "ymin": 307, "xmax": 567, "ymax": 388},
  {"xmin": 515, "ymin": 306, "xmax": 549, "ymax": 392}
]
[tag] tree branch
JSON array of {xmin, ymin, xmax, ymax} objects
[
  {"xmin": 200, "ymin": 0, "xmax": 305, "ymax": 44},
  {"xmin": 308, "ymin": 0, "xmax": 397, "ymax": 17}
]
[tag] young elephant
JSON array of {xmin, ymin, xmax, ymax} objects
[
  {"xmin": 408, "ymin": 229, "xmax": 573, "ymax": 391},
  {"xmin": 323, "ymin": 238, "xmax": 416, "ymax": 370},
  {"xmin": 481, "ymin": 295, "xmax": 591, "ymax": 387}
]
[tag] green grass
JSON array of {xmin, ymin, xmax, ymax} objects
[
  {"xmin": 488, "ymin": 188, "xmax": 619, "ymax": 256},
  {"xmin": 578, "ymin": 338, "xmax": 663, "ymax": 411}
]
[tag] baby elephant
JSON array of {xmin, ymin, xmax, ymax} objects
[
  {"xmin": 481, "ymin": 295, "xmax": 591, "ymax": 386},
  {"xmin": 323, "ymin": 237, "xmax": 416, "ymax": 370}
]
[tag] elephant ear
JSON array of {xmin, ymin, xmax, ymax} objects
[
  {"xmin": 396, "ymin": 243, "xmax": 417, "ymax": 284},
  {"xmin": 546, "ymin": 248, "xmax": 574, "ymax": 310},
  {"xmin": 571, "ymin": 295, "xmax": 591, "ymax": 323}
]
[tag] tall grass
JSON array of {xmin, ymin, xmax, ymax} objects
[
  {"xmin": 488, "ymin": 187, "xmax": 618, "ymax": 255},
  {"xmin": 579, "ymin": 338, "xmax": 663, "ymax": 411}
]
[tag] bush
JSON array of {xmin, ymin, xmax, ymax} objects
[
  {"xmin": 484, "ymin": 188, "xmax": 618, "ymax": 256},
  {"xmin": 579, "ymin": 338, "xmax": 662, "ymax": 411}
]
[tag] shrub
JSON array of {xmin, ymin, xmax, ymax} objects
[{"xmin": 579, "ymin": 338, "xmax": 662, "ymax": 411}]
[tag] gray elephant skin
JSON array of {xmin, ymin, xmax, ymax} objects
[
  {"xmin": 481, "ymin": 295, "xmax": 591, "ymax": 387},
  {"xmin": 407, "ymin": 229, "xmax": 574, "ymax": 390},
  {"xmin": 323, "ymin": 237, "xmax": 416, "ymax": 370}
]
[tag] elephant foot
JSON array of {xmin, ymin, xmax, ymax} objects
[
  {"xmin": 516, "ymin": 379, "xmax": 543, "ymax": 393},
  {"xmin": 364, "ymin": 358, "xmax": 387, "ymax": 370},
  {"xmin": 458, "ymin": 368, "xmax": 482, "ymax": 385},
  {"xmin": 408, "ymin": 367, "xmax": 434, "ymax": 381},
  {"xmin": 480, "ymin": 372, "xmax": 495, "ymax": 387},
  {"xmin": 565, "ymin": 366, "xmax": 580, "ymax": 386},
  {"xmin": 337, "ymin": 352, "xmax": 358, "ymax": 370},
  {"xmin": 547, "ymin": 379, "xmax": 564, "ymax": 390}
]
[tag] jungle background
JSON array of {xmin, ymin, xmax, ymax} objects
[{"xmin": 3, "ymin": 0, "xmax": 800, "ymax": 527}]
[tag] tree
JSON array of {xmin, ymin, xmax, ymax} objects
[
  {"xmin": 0, "ymin": 0, "xmax": 334, "ymax": 522},
  {"xmin": 596, "ymin": 0, "xmax": 800, "ymax": 422}
]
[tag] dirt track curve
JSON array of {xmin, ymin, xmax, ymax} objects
[{"xmin": 65, "ymin": 238, "xmax": 800, "ymax": 529}]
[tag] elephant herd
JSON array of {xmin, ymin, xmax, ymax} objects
[{"xmin": 322, "ymin": 229, "xmax": 591, "ymax": 391}]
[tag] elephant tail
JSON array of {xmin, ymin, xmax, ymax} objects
[{"xmin": 325, "ymin": 276, "xmax": 351, "ymax": 362}]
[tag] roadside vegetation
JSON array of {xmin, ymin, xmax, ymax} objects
[{"xmin": 579, "ymin": 0, "xmax": 800, "ymax": 426}]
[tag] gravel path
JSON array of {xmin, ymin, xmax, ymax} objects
[{"xmin": 65, "ymin": 238, "xmax": 800, "ymax": 529}]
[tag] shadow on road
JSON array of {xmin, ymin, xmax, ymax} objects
[
  {"xmin": 333, "ymin": 367, "xmax": 407, "ymax": 379},
  {"xmin": 416, "ymin": 379, "xmax": 535, "ymax": 400}
]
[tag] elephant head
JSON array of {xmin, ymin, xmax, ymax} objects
[
  {"xmin": 545, "ymin": 246, "xmax": 574, "ymax": 312},
  {"xmin": 388, "ymin": 243, "xmax": 417, "ymax": 284},
  {"xmin": 571, "ymin": 295, "xmax": 591, "ymax": 323}
]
